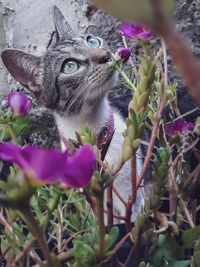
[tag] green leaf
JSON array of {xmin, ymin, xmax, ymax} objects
[
  {"xmin": 168, "ymin": 260, "xmax": 191, "ymax": 267},
  {"xmin": 0, "ymin": 126, "xmax": 11, "ymax": 140},
  {"xmin": 151, "ymin": 234, "xmax": 183, "ymax": 267},
  {"xmin": 104, "ymin": 226, "xmax": 119, "ymax": 252},
  {"xmin": 30, "ymin": 195, "xmax": 44, "ymax": 220},
  {"xmin": 182, "ymin": 226, "xmax": 200, "ymax": 247}
]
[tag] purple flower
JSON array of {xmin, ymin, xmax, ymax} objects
[
  {"xmin": 165, "ymin": 118, "xmax": 195, "ymax": 137},
  {"xmin": 0, "ymin": 142, "xmax": 96, "ymax": 188},
  {"xmin": 61, "ymin": 145, "xmax": 96, "ymax": 188},
  {"xmin": 7, "ymin": 92, "xmax": 31, "ymax": 117},
  {"xmin": 114, "ymin": 47, "xmax": 131, "ymax": 62},
  {"xmin": 119, "ymin": 22, "xmax": 153, "ymax": 40}
]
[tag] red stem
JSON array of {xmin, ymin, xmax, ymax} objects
[
  {"xmin": 113, "ymin": 186, "xmax": 127, "ymax": 206},
  {"xmin": 111, "ymin": 162, "xmax": 124, "ymax": 176},
  {"xmin": 136, "ymin": 102, "xmax": 165, "ymax": 189},
  {"xmin": 125, "ymin": 155, "xmax": 137, "ymax": 233},
  {"xmin": 107, "ymin": 184, "xmax": 114, "ymax": 229}
]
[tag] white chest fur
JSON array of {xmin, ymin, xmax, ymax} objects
[{"xmin": 54, "ymin": 97, "xmax": 144, "ymax": 221}]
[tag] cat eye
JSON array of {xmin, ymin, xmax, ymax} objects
[
  {"xmin": 62, "ymin": 60, "xmax": 79, "ymax": 74},
  {"xmin": 86, "ymin": 36, "xmax": 101, "ymax": 48}
]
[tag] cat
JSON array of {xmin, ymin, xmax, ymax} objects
[{"xmin": 1, "ymin": 6, "xmax": 144, "ymax": 222}]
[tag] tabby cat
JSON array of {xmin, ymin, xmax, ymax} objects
[{"xmin": 1, "ymin": 6, "xmax": 144, "ymax": 221}]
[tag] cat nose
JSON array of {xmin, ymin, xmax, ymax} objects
[{"xmin": 90, "ymin": 49, "xmax": 110, "ymax": 64}]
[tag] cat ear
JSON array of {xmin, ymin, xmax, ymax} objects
[
  {"xmin": 52, "ymin": 6, "xmax": 75, "ymax": 40},
  {"xmin": 1, "ymin": 49, "xmax": 41, "ymax": 93}
]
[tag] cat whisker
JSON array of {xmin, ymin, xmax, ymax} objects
[
  {"xmin": 83, "ymin": 74, "xmax": 108, "ymax": 102},
  {"xmin": 59, "ymin": 77, "xmax": 90, "ymax": 113},
  {"xmin": 59, "ymin": 68, "xmax": 114, "ymax": 114},
  {"xmin": 66, "ymin": 79, "xmax": 90, "ymax": 113},
  {"xmin": 67, "ymin": 72, "xmax": 108, "ymax": 112}
]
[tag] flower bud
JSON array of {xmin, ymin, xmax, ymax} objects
[
  {"xmin": 138, "ymin": 91, "xmax": 149, "ymax": 108},
  {"xmin": 139, "ymin": 261, "xmax": 147, "ymax": 267},
  {"xmin": 7, "ymin": 92, "xmax": 31, "ymax": 117},
  {"xmin": 79, "ymin": 126, "xmax": 97, "ymax": 145},
  {"xmin": 137, "ymin": 213, "xmax": 146, "ymax": 227},
  {"xmin": 132, "ymin": 138, "xmax": 141, "ymax": 150},
  {"xmin": 121, "ymin": 137, "xmax": 132, "ymax": 162},
  {"xmin": 137, "ymin": 123, "xmax": 145, "ymax": 136},
  {"xmin": 114, "ymin": 47, "xmax": 131, "ymax": 62},
  {"xmin": 127, "ymin": 124, "xmax": 136, "ymax": 141}
]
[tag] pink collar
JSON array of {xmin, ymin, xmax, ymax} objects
[
  {"xmin": 97, "ymin": 112, "xmax": 115, "ymax": 148},
  {"xmin": 97, "ymin": 112, "xmax": 115, "ymax": 160}
]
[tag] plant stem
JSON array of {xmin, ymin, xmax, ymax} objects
[
  {"xmin": 161, "ymin": 38, "xmax": 168, "ymax": 90},
  {"xmin": 124, "ymin": 228, "xmax": 142, "ymax": 267},
  {"xmin": 7, "ymin": 124, "xmax": 17, "ymax": 143},
  {"xmin": 125, "ymin": 154, "xmax": 137, "ymax": 233},
  {"xmin": 96, "ymin": 193, "xmax": 105, "ymax": 261},
  {"xmin": 106, "ymin": 232, "xmax": 130, "ymax": 264},
  {"xmin": 33, "ymin": 250, "xmax": 74, "ymax": 267},
  {"xmin": 18, "ymin": 206, "xmax": 54, "ymax": 266},
  {"xmin": 107, "ymin": 184, "xmax": 113, "ymax": 229},
  {"xmin": 168, "ymin": 153, "xmax": 178, "ymax": 220},
  {"xmin": 112, "ymin": 161, "xmax": 124, "ymax": 176},
  {"xmin": 112, "ymin": 186, "xmax": 127, "ymax": 206},
  {"xmin": 113, "ymin": 63, "xmax": 136, "ymax": 91},
  {"xmin": 41, "ymin": 191, "xmax": 61, "ymax": 227},
  {"xmin": 136, "ymin": 51, "xmax": 168, "ymax": 189},
  {"xmin": 121, "ymin": 35, "xmax": 138, "ymax": 77},
  {"xmin": 179, "ymin": 197, "xmax": 195, "ymax": 228},
  {"xmin": 136, "ymin": 102, "xmax": 165, "ymax": 189},
  {"xmin": 13, "ymin": 192, "xmax": 61, "ymax": 266},
  {"xmin": 0, "ymin": 246, "xmax": 10, "ymax": 263}
]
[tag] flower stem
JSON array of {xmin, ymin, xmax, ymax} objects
[
  {"xmin": 7, "ymin": 125, "xmax": 17, "ymax": 143},
  {"xmin": 125, "ymin": 154, "xmax": 137, "ymax": 233},
  {"xmin": 112, "ymin": 161, "xmax": 124, "ymax": 176},
  {"xmin": 113, "ymin": 63, "xmax": 136, "ymax": 91},
  {"xmin": 41, "ymin": 191, "xmax": 61, "ymax": 227},
  {"xmin": 107, "ymin": 184, "xmax": 113, "ymax": 229},
  {"xmin": 18, "ymin": 206, "xmax": 54, "ymax": 266},
  {"xmin": 12, "ymin": 192, "xmax": 61, "ymax": 266},
  {"xmin": 179, "ymin": 197, "xmax": 195, "ymax": 228},
  {"xmin": 96, "ymin": 193, "xmax": 105, "ymax": 261}
]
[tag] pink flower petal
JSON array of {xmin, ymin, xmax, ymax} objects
[
  {"xmin": 0, "ymin": 142, "xmax": 96, "ymax": 188},
  {"xmin": 119, "ymin": 22, "xmax": 153, "ymax": 40},
  {"xmin": 20, "ymin": 146, "xmax": 67, "ymax": 183},
  {"xmin": 61, "ymin": 145, "xmax": 96, "ymax": 188},
  {"xmin": 165, "ymin": 118, "xmax": 194, "ymax": 137}
]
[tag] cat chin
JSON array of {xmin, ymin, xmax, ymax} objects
[{"xmin": 86, "ymin": 76, "xmax": 118, "ymax": 104}]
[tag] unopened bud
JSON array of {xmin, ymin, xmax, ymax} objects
[{"xmin": 114, "ymin": 47, "xmax": 131, "ymax": 62}]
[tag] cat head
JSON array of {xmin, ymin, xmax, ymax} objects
[{"xmin": 1, "ymin": 6, "xmax": 117, "ymax": 115}]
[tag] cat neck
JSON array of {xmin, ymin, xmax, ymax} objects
[{"xmin": 54, "ymin": 96, "xmax": 112, "ymax": 140}]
